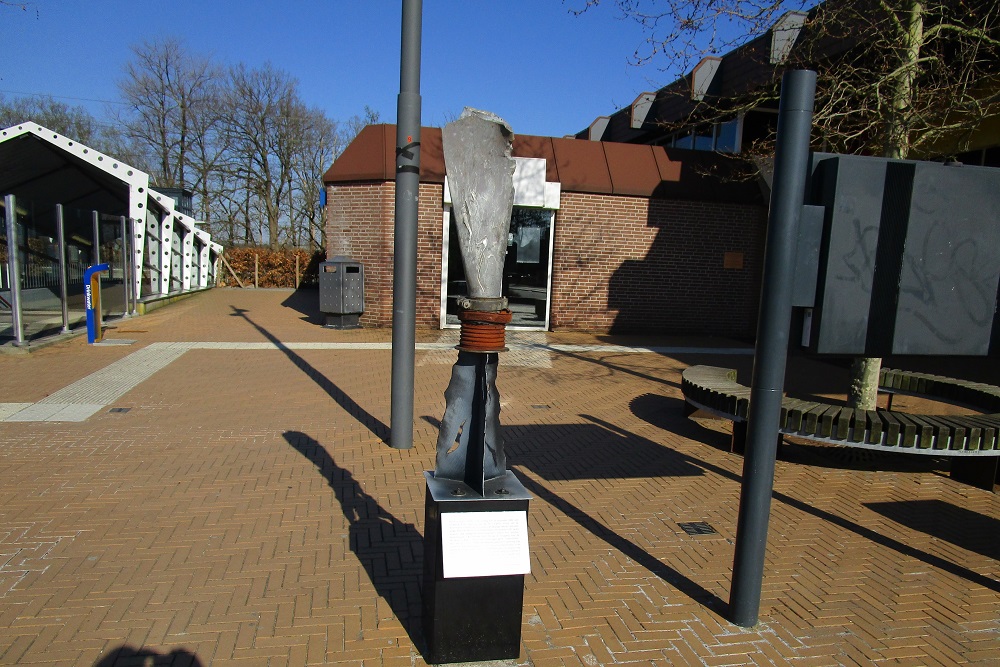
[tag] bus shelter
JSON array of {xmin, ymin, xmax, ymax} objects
[{"xmin": 0, "ymin": 122, "xmax": 222, "ymax": 345}]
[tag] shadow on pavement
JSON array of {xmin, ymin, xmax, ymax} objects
[
  {"xmin": 502, "ymin": 412, "xmax": 705, "ymax": 481},
  {"xmin": 423, "ymin": 414, "xmax": 725, "ymax": 614},
  {"xmin": 280, "ymin": 286, "xmax": 324, "ymax": 326},
  {"xmin": 93, "ymin": 645, "xmax": 203, "ymax": 666},
  {"xmin": 232, "ymin": 306, "xmax": 389, "ymax": 442},
  {"xmin": 633, "ymin": 392, "xmax": 1000, "ymax": 594},
  {"xmin": 865, "ymin": 499, "xmax": 1000, "ymax": 562},
  {"xmin": 545, "ymin": 345, "xmax": 684, "ymax": 390},
  {"xmin": 514, "ymin": 468, "xmax": 729, "ymax": 614},
  {"xmin": 283, "ymin": 431, "xmax": 427, "ymax": 658}
]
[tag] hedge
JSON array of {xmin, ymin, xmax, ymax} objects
[{"xmin": 217, "ymin": 247, "xmax": 326, "ymax": 288}]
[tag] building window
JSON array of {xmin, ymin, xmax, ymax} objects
[
  {"xmin": 665, "ymin": 115, "xmax": 743, "ymax": 154},
  {"xmin": 715, "ymin": 117, "xmax": 741, "ymax": 153},
  {"xmin": 442, "ymin": 206, "xmax": 555, "ymax": 330}
]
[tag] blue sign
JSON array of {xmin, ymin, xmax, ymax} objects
[{"xmin": 84, "ymin": 263, "xmax": 110, "ymax": 344}]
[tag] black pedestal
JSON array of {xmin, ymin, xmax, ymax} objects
[
  {"xmin": 323, "ymin": 313, "xmax": 360, "ymax": 329},
  {"xmin": 422, "ymin": 471, "xmax": 531, "ymax": 664}
]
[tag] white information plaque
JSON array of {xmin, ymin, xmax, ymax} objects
[{"xmin": 440, "ymin": 510, "xmax": 530, "ymax": 579}]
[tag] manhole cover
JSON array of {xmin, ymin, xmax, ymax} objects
[{"xmin": 678, "ymin": 521, "xmax": 717, "ymax": 536}]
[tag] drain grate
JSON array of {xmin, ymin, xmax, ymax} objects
[
  {"xmin": 108, "ymin": 407, "xmax": 131, "ymax": 414},
  {"xmin": 678, "ymin": 521, "xmax": 717, "ymax": 536}
]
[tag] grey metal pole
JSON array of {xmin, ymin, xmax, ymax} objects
[
  {"xmin": 92, "ymin": 210, "xmax": 100, "ymax": 264},
  {"xmin": 129, "ymin": 218, "xmax": 139, "ymax": 315},
  {"xmin": 120, "ymin": 216, "xmax": 130, "ymax": 318},
  {"xmin": 4, "ymin": 195, "xmax": 25, "ymax": 346},
  {"xmin": 56, "ymin": 204, "xmax": 70, "ymax": 333},
  {"xmin": 729, "ymin": 69, "xmax": 816, "ymax": 628},
  {"xmin": 390, "ymin": 0, "xmax": 422, "ymax": 450}
]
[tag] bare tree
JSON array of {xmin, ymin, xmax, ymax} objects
[
  {"xmin": 113, "ymin": 38, "xmax": 353, "ymax": 253},
  {"xmin": 577, "ymin": 0, "xmax": 1000, "ymax": 409},
  {"xmin": 186, "ymin": 87, "xmax": 229, "ymax": 230},
  {"xmin": 116, "ymin": 38, "xmax": 220, "ymax": 190},
  {"xmin": 293, "ymin": 108, "xmax": 341, "ymax": 250},
  {"xmin": 342, "ymin": 105, "xmax": 382, "ymax": 144},
  {"xmin": 0, "ymin": 95, "xmax": 110, "ymax": 148},
  {"xmin": 223, "ymin": 63, "xmax": 301, "ymax": 250}
]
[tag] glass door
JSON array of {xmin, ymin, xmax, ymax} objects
[{"xmin": 441, "ymin": 207, "xmax": 554, "ymax": 330}]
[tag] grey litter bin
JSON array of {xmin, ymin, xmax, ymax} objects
[{"xmin": 319, "ymin": 257, "xmax": 364, "ymax": 329}]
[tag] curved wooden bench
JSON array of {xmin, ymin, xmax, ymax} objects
[{"xmin": 681, "ymin": 365, "xmax": 1000, "ymax": 490}]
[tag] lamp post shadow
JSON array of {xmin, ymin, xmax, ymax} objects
[
  {"xmin": 230, "ymin": 306, "xmax": 389, "ymax": 443},
  {"xmin": 282, "ymin": 431, "xmax": 426, "ymax": 656}
]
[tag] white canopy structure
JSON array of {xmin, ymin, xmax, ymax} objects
[{"xmin": 0, "ymin": 122, "xmax": 222, "ymax": 344}]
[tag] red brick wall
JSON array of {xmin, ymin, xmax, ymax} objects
[
  {"xmin": 326, "ymin": 181, "xmax": 444, "ymax": 328},
  {"xmin": 326, "ymin": 183, "xmax": 765, "ymax": 337},
  {"xmin": 551, "ymin": 193, "xmax": 765, "ymax": 337}
]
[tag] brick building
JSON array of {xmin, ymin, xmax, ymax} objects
[{"xmin": 323, "ymin": 124, "xmax": 766, "ymax": 337}]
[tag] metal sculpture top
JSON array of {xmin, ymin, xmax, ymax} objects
[
  {"xmin": 442, "ymin": 108, "xmax": 516, "ymax": 300},
  {"xmin": 434, "ymin": 109, "xmax": 517, "ymax": 495}
]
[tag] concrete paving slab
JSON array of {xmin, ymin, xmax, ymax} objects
[{"xmin": 0, "ymin": 403, "xmax": 33, "ymax": 420}]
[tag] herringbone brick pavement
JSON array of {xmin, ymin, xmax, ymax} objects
[{"xmin": 0, "ymin": 288, "xmax": 998, "ymax": 666}]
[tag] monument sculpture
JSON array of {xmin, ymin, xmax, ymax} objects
[
  {"xmin": 434, "ymin": 107, "xmax": 516, "ymax": 494},
  {"xmin": 421, "ymin": 108, "xmax": 531, "ymax": 664}
]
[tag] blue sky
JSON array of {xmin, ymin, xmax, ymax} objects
[{"xmin": 2, "ymin": 1, "xmax": 672, "ymax": 139}]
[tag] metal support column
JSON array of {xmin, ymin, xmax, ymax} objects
[
  {"xmin": 729, "ymin": 70, "xmax": 816, "ymax": 628},
  {"xmin": 129, "ymin": 219, "xmax": 139, "ymax": 316},
  {"xmin": 4, "ymin": 194, "xmax": 25, "ymax": 346},
  {"xmin": 120, "ymin": 216, "xmax": 130, "ymax": 318},
  {"xmin": 390, "ymin": 0, "xmax": 423, "ymax": 450},
  {"xmin": 92, "ymin": 210, "xmax": 101, "ymax": 264},
  {"xmin": 56, "ymin": 204, "xmax": 70, "ymax": 333}
]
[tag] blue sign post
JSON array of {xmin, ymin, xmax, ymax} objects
[{"xmin": 84, "ymin": 263, "xmax": 110, "ymax": 344}]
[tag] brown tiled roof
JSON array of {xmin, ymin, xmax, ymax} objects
[{"xmin": 323, "ymin": 124, "xmax": 761, "ymax": 203}]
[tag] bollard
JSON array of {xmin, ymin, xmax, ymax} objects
[{"xmin": 84, "ymin": 263, "xmax": 110, "ymax": 344}]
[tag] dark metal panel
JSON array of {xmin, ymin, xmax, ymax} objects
[
  {"xmin": 791, "ymin": 204, "xmax": 824, "ymax": 307},
  {"xmin": 865, "ymin": 161, "xmax": 916, "ymax": 355},
  {"xmin": 810, "ymin": 154, "xmax": 886, "ymax": 354},
  {"xmin": 892, "ymin": 163, "xmax": 1000, "ymax": 355}
]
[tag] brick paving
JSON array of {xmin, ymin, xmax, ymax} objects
[{"xmin": 0, "ymin": 287, "xmax": 998, "ymax": 666}]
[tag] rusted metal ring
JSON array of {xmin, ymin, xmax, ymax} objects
[
  {"xmin": 457, "ymin": 309, "xmax": 512, "ymax": 352},
  {"xmin": 459, "ymin": 310, "xmax": 513, "ymax": 325}
]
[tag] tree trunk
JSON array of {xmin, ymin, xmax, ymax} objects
[
  {"xmin": 847, "ymin": 0, "xmax": 923, "ymax": 411},
  {"xmin": 848, "ymin": 356, "xmax": 882, "ymax": 410}
]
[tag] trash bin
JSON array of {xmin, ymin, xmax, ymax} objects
[{"xmin": 319, "ymin": 257, "xmax": 364, "ymax": 329}]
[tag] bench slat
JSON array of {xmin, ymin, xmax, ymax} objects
[
  {"xmin": 914, "ymin": 414, "xmax": 956, "ymax": 450},
  {"xmin": 833, "ymin": 407, "xmax": 854, "ymax": 441},
  {"xmin": 896, "ymin": 412, "xmax": 933, "ymax": 449},
  {"xmin": 780, "ymin": 399, "xmax": 811, "ymax": 430},
  {"xmin": 787, "ymin": 402, "xmax": 821, "ymax": 433},
  {"xmin": 683, "ymin": 365, "xmax": 1000, "ymax": 459},
  {"xmin": 865, "ymin": 410, "xmax": 883, "ymax": 444},
  {"xmin": 817, "ymin": 405, "xmax": 842, "ymax": 439}
]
